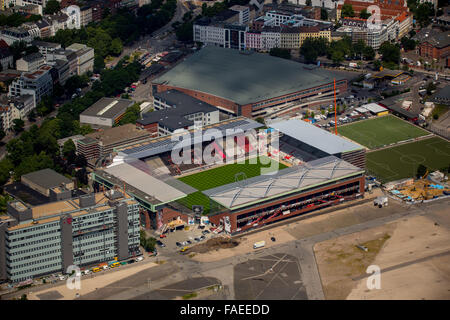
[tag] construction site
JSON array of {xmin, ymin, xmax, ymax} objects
[{"xmin": 383, "ymin": 169, "xmax": 450, "ymax": 203}]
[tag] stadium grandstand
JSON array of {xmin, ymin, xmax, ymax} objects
[{"xmin": 92, "ymin": 118, "xmax": 366, "ymax": 234}]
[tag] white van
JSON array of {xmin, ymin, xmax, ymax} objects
[{"xmin": 253, "ymin": 241, "xmax": 265, "ymax": 249}]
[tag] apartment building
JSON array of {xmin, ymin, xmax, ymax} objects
[
  {"xmin": 66, "ymin": 43, "xmax": 94, "ymax": 75},
  {"xmin": 32, "ymin": 40, "xmax": 62, "ymax": 59},
  {"xmin": 80, "ymin": 6, "xmax": 93, "ymax": 26},
  {"xmin": 230, "ymin": 5, "xmax": 250, "ymax": 25},
  {"xmin": 0, "ymin": 94, "xmax": 35, "ymax": 131},
  {"xmin": 246, "ymin": 31, "xmax": 262, "ymax": 50},
  {"xmin": 261, "ymin": 26, "xmax": 281, "ymax": 51},
  {"xmin": 413, "ymin": 29, "xmax": 450, "ymax": 60},
  {"xmin": 0, "ymin": 190, "xmax": 140, "ymax": 282},
  {"xmin": 46, "ymin": 48, "xmax": 78, "ymax": 77},
  {"xmin": 337, "ymin": 17, "xmax": 398, "ymax": 49},
  {"xmin": 0, "ymin": 47, "xmax": 13, "ymax": 71},
  {"xmin": 0, "ymin": 27, "xmax": 34, "ymax": 46},
  {"xmin": 16, "ymin": 52, "xmax": 45, "ymax": 72},
  {"xmin": 61, "ymin": 5, "xmax": 81, "ymax": 30},
  {"xmin": 8, "ymin": 65, "xmax": 53, "ymax": 104}
]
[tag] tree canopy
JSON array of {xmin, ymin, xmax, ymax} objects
[
  {"xmin": 44, "ymin": 0, "xmax": 61, "ymax": 15},
  {"xmin": 341, "ymin": 4, "xmax": 355, "ymax": 18}
]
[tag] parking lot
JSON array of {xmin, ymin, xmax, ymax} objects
[{"xmin": 153, "ymin": 225, "xmax": 215, "ymax": 253}]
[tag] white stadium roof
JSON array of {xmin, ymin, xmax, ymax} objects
[
  {"xmin": 203, "ymin": 156, "xmax": 364, "ymax": 210},
  {"xmin": 269, "ymin": 119, "xmax": 363, "ymax": 154},
  {"xmin": 104, "ymin": 162, "xmax": 186, "ymax": 203}
]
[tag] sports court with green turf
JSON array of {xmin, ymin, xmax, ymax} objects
[
  {"xmin": 338, "ymin": 115, "xmax": 430, "ymax": 149},
  {"xmin": 176, "ymin": 156, "xmax": 287, "ymax": 214},
  {"xmin": 366, "ymin": 137, "xmax": 450, "ymax": 183}
]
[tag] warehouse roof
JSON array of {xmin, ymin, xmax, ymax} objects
[
  {"xmin": 203, "ymin": 156, "xmax": 364, "ymax": 209},
  {"xmin": 81, "ymin": 97, "xmax": 134, "ymax": 120},
  {"xmin": 21, "ymin": 168, "xmax": 72, "ymax": 190},
  {"xmin": 358, "ymin": 103, "xmax": 388, "ymax": 114},
  {"xmin": 269, "ymin": 119, "xmax": 363, "ymax": 154},
  {"xmin": 153, "ymin": 46, "xmax": 346, "ymax": 106}
]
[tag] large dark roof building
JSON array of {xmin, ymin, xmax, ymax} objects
[{"xmin": 153, "ymin": 46, "xmax": 348, "ymax": 118}]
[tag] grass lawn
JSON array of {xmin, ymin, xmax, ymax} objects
[
  {"xmin": 176, "ymin": 156, "xmax": 287, "ymax": 214},
  {"xmin": 366, "ymin": 137, "xmax": 450, "ymax": 183},
  {"xmin": 338, "ymin": 115, "xmax": 429, "ymax": 149},
  {"xmin": 431, "ymin": 104, "xmax": 449, "ymax": 120}
]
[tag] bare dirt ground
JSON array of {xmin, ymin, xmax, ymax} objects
[
  {"xmin": 27, "ymin": 262, "xmax": 158, "ymax": 300},
  {"xmin": 315, "ymin": 212, "xmax": 450, "ymax": 300},
  {"xmin": 188, "ymin": 237, "xmax": 239, "ymax": 254},
  {"xmin": 314, "ymin": 223, "xmax": 396, "ymax": 299},
  {"xmin": 191, "ymin": 229, "xmax": 296, "ymax": 263}
]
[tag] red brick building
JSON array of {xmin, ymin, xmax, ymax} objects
[{"xmin": 414, "ymin": 29, "xmax": 450, "ymax": 60}]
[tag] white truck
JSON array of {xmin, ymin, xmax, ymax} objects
[
  {"xmin": 253, "ymin": 241, "xmax": 266, "ymax": 249},
  {"xmin": 374, "ymin": 196, "xmax": 388, "ymax": 208}
]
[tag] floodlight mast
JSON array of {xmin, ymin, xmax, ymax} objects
[{"xmin": 334, "ymin": 78, "xmax": 337, "ymax": 135}]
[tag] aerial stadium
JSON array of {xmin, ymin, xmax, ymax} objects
[
  {"xmin": 152, "ymin": 46, "xmax": 349, "ymax": 118},
  {"xmin": 92, "ymin": 117, "xmax": 366, "ymax": 235}
]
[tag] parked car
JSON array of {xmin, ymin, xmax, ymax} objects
[
  {"xmin": 176, "ymin": 241, "xmax": 182, "ymax": 247},
  {"xmin": 127, "ymin": 259, "xmax": 135, "ymax": 264},
  {"xmin": 186, "ymin": 240, "xmax": 192, "ymax": 245},
  {"xmin": 160, "ymin": 234, "xmax": 167, "ymax": 238},
  {"xmin": 194, "ymin": 237, "xmax": 201, "ymax": 242},
  {"xmin": 135, "ymin": 256, "xmax": 144, "ymax": 262},
  {"xmin": 200, "ymin": 235, "xmax": 206, "ymax": 240},
  {"xmin": 202, "ymin": 230, "xmax": 210, "ymax": 235},
  {"xmin": 156, "ymin": 240, "xmax": 165, "ymax": 247}
]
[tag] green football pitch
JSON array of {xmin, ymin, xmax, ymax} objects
[
  {"xmin": 366, "ymin": 137, "xmax": 450, "ymax": 183},
  {"xmin": 176, "ymin": 156, "xmax": 287, "ymax": 214},
  {"xmin": 338, "ymin": 115, "xmax": 430, "ymax": 149}
]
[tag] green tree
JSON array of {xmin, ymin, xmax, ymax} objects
[
  {"xmin": 363, "ymin": 45, "xmax": 375, "ymax": 60},
  {"xmin": 360, "ymin": 9, "xmax": 371, "ymax": 19},
  {"xmin": 110, "ymin": 38, "xmax": 123, "ymax": 56},
  {"xmin": 321, "ymin": 8, "xmax": 328, "ymax": 21},
  {"xmin": 269, "ymin": 47, "xmax": 291, "ymax": 60},
  {"xmin": 353, "ymin": 40, "xmax": 365, "ymax": 57},
  {"xmin": 373, "ymin": 59, "xmax": 382, "ymax": 70},
  {"xmin": 44, "ymin": 0, "xmax": 60, "ymax": 15},
  {"xmin": 62, "ymin": 139, "xmax": 76, "ymax": 162},
  {"xmin": 331, "ymin": 50, "xmax": 344, "ymax": 64},
  {"xmin": 415, "ymin": 2, "xmax": 434, "ymax": 28},
  {"xmin": 379, "ymin": 41, "xmax": 400, "ymax": 65},
  {"xmin": 305, "ymin": 0, "xmax": 312, "ymax": 6},
  {"xmin": 341, "ymin": 4, "xmax": 355, "ymax": 18},
  {"xmin": 12, "ymin": 119, "xmax": 24, "ymax": 133},
  {"xmin": 118, "ymin": 103, "xmax": 141, "ymax": 125},
  {"xmin": 13, "ymin": 151, "xmax": 53, "ymax": 180},
  {"xmin": 0, "ymin": 159, "xmax": 13, "ymax": 185}
]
